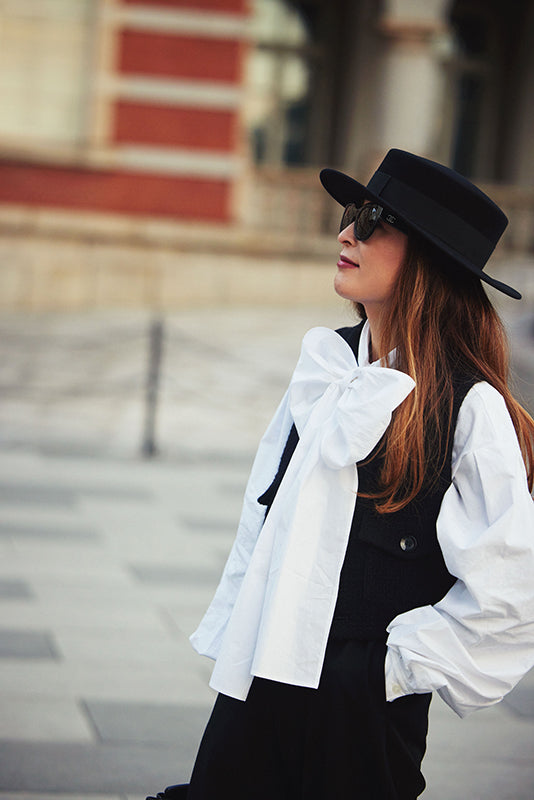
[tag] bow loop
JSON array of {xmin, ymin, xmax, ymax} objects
[{"xmin": 288, "ymin": 327, "xmax": 359, "ymax": 431}]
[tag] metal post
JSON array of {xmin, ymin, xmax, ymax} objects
[{"xmin": 142, "ymin": 317, "xmax": 164, "ymax": 458}]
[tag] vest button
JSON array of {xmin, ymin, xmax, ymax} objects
[{"xmin": 400, "ymin": 535, "xmax": 417, "ymax": 552}]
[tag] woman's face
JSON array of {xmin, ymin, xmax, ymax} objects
[{"xmin": 334, "ymin": 214, "xmax": 408, "ymax": 311}]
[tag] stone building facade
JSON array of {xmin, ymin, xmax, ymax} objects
[{"xmin": 0, "ymin": 0, "xmax": 532, "ymax": 309}]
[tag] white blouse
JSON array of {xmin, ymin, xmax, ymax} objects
[{"xmin": 190, "ymin": 322, "xmax": 534, "ymax": 718}]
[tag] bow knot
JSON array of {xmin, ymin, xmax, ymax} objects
[{"xmin": 289, "ymin": 327, "xmax": 415, "ymax": 468}]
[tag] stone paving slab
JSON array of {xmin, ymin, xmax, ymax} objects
[
  {"xmin": 83, "ymin": 700, "xmax": 210, "ymax": 747},
  {"xmin": 0, "ymin": 520, "xmax": 100, "ymax": 542},
  {"xmin": 0, "ymin": 739, "xmax": 199, "ymax": 795},
  {"xmin": 0, "ymin": 629, "xmax": 58, "ymax": 659},
  {"xmin": 1, "ymin": 596, "xmax": 170, "ymax": 633},
  {"xmin": 0, "ymin": 697, "xmax": 94, "ymax": 742},
  {"xmin": 0, "ymin": 578, "xmax": 34, "ymax": 599},
  {"xmin": 52, "ymin": 628, "xmax": 192, "ymax": 665},
  {"xmin": 128, "ymin": 564, "xmax": 221, "ymax": 584},
  {"xmin": 504, "ymin": 679, "xmax": 534, "ymax": 718},
  {"xmin": 0, "ymin": 483, "xmax": 78, "ymax": 506},
  {"xmin": 0, "ymin": 659, "xmax": 214, "ymax": 706},
  {"xmin": 0, "ymin": 481, "xmax": 155, "ymax": 505}
]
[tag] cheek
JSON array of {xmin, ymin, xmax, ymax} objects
[
  {"xmin": 383, "ymin": 263, "xmax": 402, "ymax": 291},
  {"xmin": 383, "ymin": 242, "xmax": 407, "ymax": 285}
]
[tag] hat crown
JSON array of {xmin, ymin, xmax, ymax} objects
[{"xmin": 377, "ymin": 149, "xmax": 507, "ymax": 240}]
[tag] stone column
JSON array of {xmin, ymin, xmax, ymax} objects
[{"xmin": 374, "ymin": 0, "xmax": 451, "ymax": 160}]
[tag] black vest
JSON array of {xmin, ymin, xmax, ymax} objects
[{"xmin": 258, "ymin": 323, "xmax": 477, "ymax": 641}]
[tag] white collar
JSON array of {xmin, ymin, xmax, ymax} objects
[{"xmin": 358, "ymin": 320, "xmax": 398, "ymax": 368}]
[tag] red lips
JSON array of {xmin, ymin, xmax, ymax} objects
[{"xmin": 337, "ymin": 255, "xmax": 358, "ymax": 269}]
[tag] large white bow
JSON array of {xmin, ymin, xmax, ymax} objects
[
  {"xmin": 198, "ymin": 327, "xmax": 415, "ymax": 700},
  {"xmin": 289, "ymin": 327, "xmax": 416, "ymax": 468}
]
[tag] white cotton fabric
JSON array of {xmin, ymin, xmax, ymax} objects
[{"xmin": 190, "ymin": 322, "xmax": 534, "ymax": 717}]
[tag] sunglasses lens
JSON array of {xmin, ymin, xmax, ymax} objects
[
  {"xmin": 339, "ymin": 203, "xmax": 383, "ymax": 240},
  {"xmin": 339, "ymin": 203, "xmax": 357, "ymax": 233},
  {"xmin": 356, "ymin": 205, "xmax": 381, "ymax": 240}
]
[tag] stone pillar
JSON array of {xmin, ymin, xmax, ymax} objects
[{"xmin": 374, "ymin": 0, "xmax": 451, "ymax": 160}]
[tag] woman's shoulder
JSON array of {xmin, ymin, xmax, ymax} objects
[
  {"xmin": 460, "ymin": 380, "xmax": 508, "ymax": 417},
  {"xmin": 453, "ymin": 381, "xmax": 518, "ymax": 461}
]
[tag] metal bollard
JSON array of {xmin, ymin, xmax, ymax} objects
[{"xmin": 142, "ymin": 317, "xmax": 164, "ymax": 457}]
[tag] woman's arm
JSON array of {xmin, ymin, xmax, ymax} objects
[{"xmin": 385, "ymin": 381, "xmax": 534, "ymax": 717}]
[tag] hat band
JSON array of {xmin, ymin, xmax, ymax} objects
[{"xmin": 368, "ymin": 171, "xmax": 495, "ymax": 268}]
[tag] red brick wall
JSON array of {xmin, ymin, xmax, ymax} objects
[
  {"xmin": 0, "ymin": 162, "xmax": 229, "ymax": 220},
  {"xmin": 113, "ymin": 102, "xmax": 237, "ymax": 151},
  {"xmin": 122, "ymin": 0, "xmax": 249, "ymax": 14},
  {"xmin": 0, "ymin": 0, "xmax": 248, "ymax": 222},
  {"xmin": 118, "ymin": 30, "xmax": 243, "ymax": 83}
]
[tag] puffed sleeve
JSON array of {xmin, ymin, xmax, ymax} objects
[{"xmin": 385, "ymin": 382, "xmax": 534, "ymax": 718}]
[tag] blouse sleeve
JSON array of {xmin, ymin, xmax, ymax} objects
[{"xmin": 385, "ymin": 381, "xmax": 534, "ymax": 718}]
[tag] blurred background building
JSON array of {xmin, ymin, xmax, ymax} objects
[{"xmin": 0, "ymin": 0, "xmax": 533, "ymax": 309}]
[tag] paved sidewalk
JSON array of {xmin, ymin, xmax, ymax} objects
[{"xmin": 0, "ymin": 304, "xmax": 533, "ymax": 799}]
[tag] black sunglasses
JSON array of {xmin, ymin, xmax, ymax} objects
[{"xmin": 339, "ymin": 202, "xmax": 406, "ymax": 241}]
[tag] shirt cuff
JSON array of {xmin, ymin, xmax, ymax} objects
[{"xmin": 385, "ymin": 646, "xmax": 413, "ymax": 702}]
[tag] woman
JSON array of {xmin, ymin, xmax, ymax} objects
[{"xmin": 148, "ymin": 149, "xmax": 534, "ymax": 800}]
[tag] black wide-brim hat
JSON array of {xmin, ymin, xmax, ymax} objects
[{"xmin": 320, "ymin": 149, "xmax": 520, "ymax": 299}]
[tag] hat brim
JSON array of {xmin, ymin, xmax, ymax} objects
[{"xmin": 320, "ymin": 168, "xmax": 521, "ymax": 300}]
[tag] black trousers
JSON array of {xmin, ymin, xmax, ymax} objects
[{"xmin": 187, "ymin": 638, "xmax": 431, "ymax": 800}]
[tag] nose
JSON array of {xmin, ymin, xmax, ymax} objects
[{"xmin": 338, "ymin": 223, "xmax": 357, "ymax": 246}]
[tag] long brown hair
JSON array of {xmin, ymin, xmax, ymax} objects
[{"xmin": 356, "ymin": 237, "xmax": 534, "ymax": 513}]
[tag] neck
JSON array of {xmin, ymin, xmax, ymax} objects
[{"xmin": 364, "ymin": 305, "xmax": 385, "ymax": 362}]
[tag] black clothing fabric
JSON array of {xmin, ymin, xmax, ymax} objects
[
  {"xmin": 187, "ymin": 638, "xmax": 431, "ymax": 800},
  {"xmin": 257, "ymin": 422, "xmax": 299, "ymax": 518}
]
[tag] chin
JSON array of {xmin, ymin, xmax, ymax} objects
[
  {"xmin": 334, "ymin": 276, "xmax": 359, "ymax": 303},
  {"xmin": 334, "ymin": 275, "xmax": 354, "ymax": 301}
]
